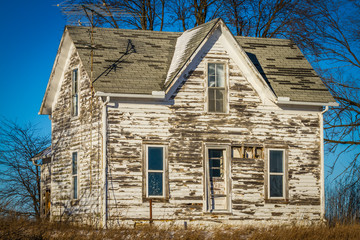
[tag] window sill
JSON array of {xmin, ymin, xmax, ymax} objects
[
  {"xmin": 265, "ymin": 199, "xmax": 289, "ymax": 204},
  {"xmin": 203, "ymin": 211, "xmax": 233, "ymax": 215},
  {"xmin": 142, "ymin": 197, "xmax": 169, "ymax": 203}
]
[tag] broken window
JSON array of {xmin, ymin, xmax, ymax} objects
[
  {"xmin": 205, "ymin": 146, "xmax": 230, "ymax": 212},
  {"xmin": 72, "ymin": 152, "xmax": 78, "ymax": 199},
  {"xmin": 268, "ymin": 149, "xmax": 285, "ymax": 198},
  {"xmin": 232, "ymin": 146, "xmax": 264, "ymax": 159},
  {"xmin": 71, "ymin": 69, "xmax": 79, "ymax": 117},
  {"xmin": 146, "ymin": 146, "xmax": 166, "ymax": 197},
  {"xmin": 208, "ymin": 63, "xmax": 226, "ymax": 113}
]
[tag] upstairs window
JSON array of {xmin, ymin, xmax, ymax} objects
[
  {"xmin": 268, "ymin": 149, "xmax": 285, "ymax": 198},
  {"xmin": 72, "ymin": 152, "xmax": 79, "ymax": 199},
  {"xmin": 71, "ymin": 69, "xmax": 79, "ymax": 117},
  {"xmin": 208, "ymin": 63, "xmax": 226, "ymax": 113}
]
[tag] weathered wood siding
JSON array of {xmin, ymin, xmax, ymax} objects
[
  {"xmin": 50, "ymin": 45, "xmax": 104, "ymax": 224},
  {"xmin": 105, "ymin": 32, "xmax": 322, "ymax": 225}
]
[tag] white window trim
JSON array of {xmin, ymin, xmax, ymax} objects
[
  {"xmin": 267, "ymin": 149, "xmax": 286, "ymax": 200},
  {"xmin": 204, "ymin": 144, "xmax": 231, "ymax": 213},
  {"xmin": 145, "ymin": 145, "xmax": 166, "ymax": 198},
  {"xmin": 205, "ymin": 60, "xmax": 229, "ymax": 114},
  {"xmin": 71, "ymin": 151, "xmax": 79, "ymax": 200},
  {"xmin": 71, "ymin": 68, "xmax": 79, "ymax": 117}
]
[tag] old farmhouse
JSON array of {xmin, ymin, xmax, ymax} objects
[{"xmin": 37, "ymin": 18, "xmax": 337, "ymax": 227}]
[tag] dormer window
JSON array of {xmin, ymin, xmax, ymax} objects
[
  {"xmin": 72, "ymin": 69, "xmax": 79, "ymax": 117},
  {"xmin": 208, "ymin": 63, "xmax": 226, "ymax": 113}
]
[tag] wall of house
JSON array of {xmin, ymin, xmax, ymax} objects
[
  {"xmin": 105, "ymin": 31, "xmax": 323, "ymax": 226},
  {"xmin": 50, "ymin": 45, "xmax": 104, "ymax": 225}
]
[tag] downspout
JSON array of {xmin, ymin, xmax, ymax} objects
[
  {"xmin": 102, "ymin": 96, "xmax": 110, "ymax": 228},
  {"xmin": 319, "ymin": 106, "xmax": 329, "ymax": 221}
]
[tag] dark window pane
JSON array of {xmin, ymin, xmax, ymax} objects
[
  {"xmin": 148, "ymin": 172, "xmax": 163, "ymax": 196},
  {"xmin": 270, "ymin": 175, "xmax": 283, "ymax": 197},
  {"xmin": 72, "ymin": 152, "xmax": 77, "ymax": 174},
  {"xmin": 210, "ymin": 169, "xmax": 221, "ymax": 178},
  {"xmin": 210, "ymin": 159, "xmax": 221, "ymax": 167},
  {"xmin": 209, "ymin": 149, "xmax": 222, "ymax": 158},
  {"xmin": 148, "ymin": 147, "xmax": 163, "ymax": 170},
  {"xmin": 270, "ymin": 150, "xmax": 283, "ymax": 173},
  {"xmin": 208, "ymin": 76, "xmax": 216, "ymax": 87},
  {"xmin": 215, "ymin": 100, "xmax": 223, "ymax": 112},
  {"xmin": 208, "ymin": 63, "xmax": 215, "ymax": 76},
  {"xmin": 73, "ymin": 176, "xmax": 78, "ymax": 199},
  {"xmin": 216, "ymin": 89, "xmax": 224, "ymax": 100},
  {"xmin": 208, "ymin": 89, "xmax": 215, "ymax": 112}
]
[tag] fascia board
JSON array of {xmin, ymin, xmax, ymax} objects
[
  {"xmin": 219, "ymin": 23, "xmax": 277, "ymax": 103},
  {"xmin": 39, "ymin": 28, "xmax": 72, "ymax": 115}
]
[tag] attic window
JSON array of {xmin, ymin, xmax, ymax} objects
[
  {"xmin": 71, "ymin": 69, "xmax": 79, "ymax": 117},
  {"xmin": 208, "ymin": 63, "xmax": 226, "ymax": 113}
]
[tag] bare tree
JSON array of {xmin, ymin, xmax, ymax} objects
[
  {"xmin": 58, "ymin": 0, "xmax": 167, "ymax": 30},
  {"xmin": 0, "ymin": 119, "xmax": 50, "ymax": 218},
  {"xmin": 326, "ymin": 171, "xmax": 360, "ymax": 224},
  {"xmin": 310, "ymin": 0, "xmax": 360, "ymax": 181}
]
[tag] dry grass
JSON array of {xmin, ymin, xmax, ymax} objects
[{"xmin": 1, "ymin": 216, "xmax": 360, "ymax": 240}]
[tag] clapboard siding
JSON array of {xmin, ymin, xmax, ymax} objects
[
  {"xmin": 50, "ymin": 46, "xmax": 104, "ymax": 224},
  {"xmin": 103, "ymin": 36, "xmax": 322, "ymax": 225}
]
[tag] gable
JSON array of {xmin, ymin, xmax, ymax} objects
[{"xmin": 165, "ymin": 21, "xmax": 277, "ymax": 106}]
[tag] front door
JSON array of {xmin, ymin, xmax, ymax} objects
[{"xmin": 206, "ymin": 148, "xmax": 229, "ymax": 212}]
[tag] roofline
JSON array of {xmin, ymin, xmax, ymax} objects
[
  {"xmin": 95, "ymin": 91, "xmax": 166, "ymax": 100},
  {"xmin": 39, "ymin": 27, "xmax": 72, "ymax": 115},
  {"xmin": 276, "ymin": 98, "xmax": 339, "ymax": 107}
]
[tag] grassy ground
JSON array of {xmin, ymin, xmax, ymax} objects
[{"xmin": 1, "ymin": 216, "xmax": 360, "ymax": 240}]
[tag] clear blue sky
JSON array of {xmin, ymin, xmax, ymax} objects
[{"xmin": 0, "ymin": 1, "xmax": 66, "ymax": 136}]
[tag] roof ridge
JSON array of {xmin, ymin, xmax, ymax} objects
[{"xmin": 235, "ymin": 35, "xmax": 292, "ymax": 42}]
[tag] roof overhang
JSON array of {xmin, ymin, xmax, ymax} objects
[
  {"xmin": 276, "ymin": 97, "xmax": 339, "ymax": 107},
  {"xmin": 39, "ymin": 28, "xmax": 73, "ymax": 115},
  {"xmin": 95, "ymin": 91, "xmax": 166, "ymax": 101}
]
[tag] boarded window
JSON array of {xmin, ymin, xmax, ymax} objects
[
  {"xmin": 72, "ymin": 69, "xmax": 79, "ymax": 117},
  {"xmin": 146, "ymin": 146, "xmax": 165, "ymax": 197},
  {"xmin": 208, "ymin": 63, "xmax": 226, "ymax": 113},
  {"xmin": 269, "ymin": 150, "xmax": 285, "ymax": 198},
  {"xmin": 72, "ymin": 152, "xmax": 78, "ymax": 199}
]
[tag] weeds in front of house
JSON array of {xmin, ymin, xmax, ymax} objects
[{"xmin": 1, "ymin": 215, "xmax": 360, "ymax": 240}]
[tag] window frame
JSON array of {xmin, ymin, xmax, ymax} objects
[
  {"xmin": 267, "ymin": 149, "xmax": 286, "ymax": 200},
  {"xmin": 71, "ymin": 68, "xmax": 79, "ymax": 117},
  {"xmin": 145, "ymin": 145, "xmax": 167, "ymax": 199},
  {"xmin": 71, "ymin": 152, "xmax": 79, "ymax": 200},
  {"xmin": 206, "ymin": 61, "xmax": 228, "ymax": 114}
]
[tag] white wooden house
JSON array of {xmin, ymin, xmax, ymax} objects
[{"xmin": 38, "ymin": 18, "xmax": 337, "ymax": 227}]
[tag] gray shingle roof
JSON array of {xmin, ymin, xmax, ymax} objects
[
  {"xmin": 235, "ymin": 36, "xmax": 335, "ymax": 103},
  {"xmin": 66, "ymin": 20, "xmax": 335, "ymax": 103},
  {"xmin": 67, "ymin": 26, "xmax": 180, "ymax": 94}
]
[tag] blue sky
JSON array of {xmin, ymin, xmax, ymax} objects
[{"xmin": 0, "ymin": 1, "xmax": 66, "ymax": 136}]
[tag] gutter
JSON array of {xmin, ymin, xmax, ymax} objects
[
  {"xmin": 319, "ymin": 106, "xmax": 329, "ymax": 221},
  {"xmin": 95, "ymin": 91, "xmax": 165, "ymax": 100},
  {"xmin": 102, "ymin": 96, "xmax": 110, "ymax": 228},
  {"xmin": 276, "ymin": 97, "xmax": 339, "ymax": 107}
]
